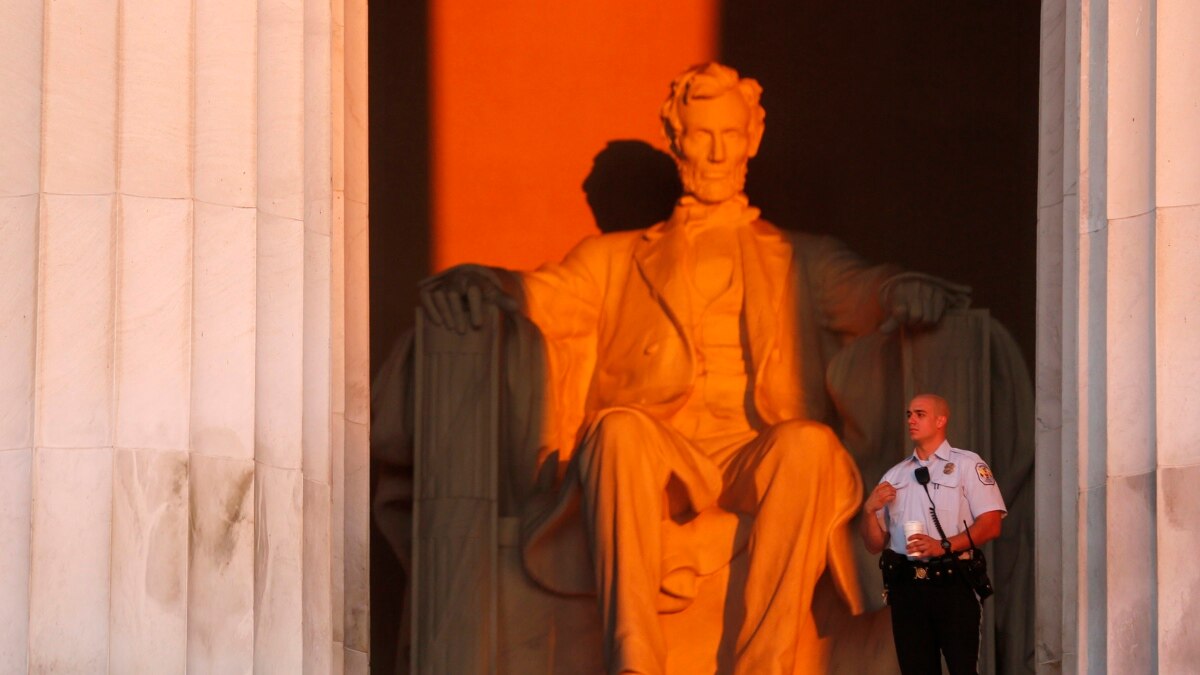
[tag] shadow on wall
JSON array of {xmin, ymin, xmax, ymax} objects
[{"xmin": 583, "ymin": 140, "xmax": 682, "ymax": 234}]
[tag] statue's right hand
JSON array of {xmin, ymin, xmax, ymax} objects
[
  {"xmin": 863, "ymin": 482, "xmax": 897, "ymax": 515},
  {"xmin": 418, "ymin": 264, "xmax": 520, "ymax": 333}
]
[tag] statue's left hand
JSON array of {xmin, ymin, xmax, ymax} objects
[
  {"xmin": 418, "ymin": 264, "xmax": 521, "ymax": 334},
  {"xmin": 880, "ymin": 275, "xmax": 971, "ymax": 334}
]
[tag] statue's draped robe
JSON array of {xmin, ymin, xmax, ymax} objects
[{"xmin": 514, "ymin": 197, "xmax": 898, "ymax": 672}]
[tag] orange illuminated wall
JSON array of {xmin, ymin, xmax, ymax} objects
[{"xmin": 430, "ymin": 1, "xmax": 717, "ymax": 272}]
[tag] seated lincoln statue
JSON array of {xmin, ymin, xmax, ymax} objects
[{"xmin": 417, "ymin": 62, "xmax": 970, "ymax": 674}]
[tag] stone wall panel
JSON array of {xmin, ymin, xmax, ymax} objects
[
  {"xmin": 304, "ymin": 479, "xmax": 335, "ymax": 674},
  {"xmin": 1104, "ymin": 211, "xmax": 1155, "ymax": 476},
  {"xmin": 0, "ymin": 449, "xmax": 32, "ymax": 672},
  {"xmin": 110, "ymin": 448, "xmax": 190, "ymax": 673},
  {"xmin": 116, "ymin": 196, "xmax": 193, "ymax": 451},
  {"xmin": 119, "ymin": 0, "xmax": 193, "ymax": 198},
  {"xmin": 1157, "ymin": 463, "xmax": 1200, "ymax": 671},
  {"xmin": 187, "ymin": 453, "xmax": 256, "ymax": 673},
  {"xmin": 195, "ymin": 0, "xmax": 258, "ymax": 207},
  {"xmin": 1156, "ymin": 0, "xmax": 1200, "ymax": 207},
  {"xmin": 254, "ymin": 463, "xmax": 305, "ymax": 672},
  {"xmin": 1155, "ymin": 205, "xmax": 1200, "ymax": 467},
  {"xmin": 37, "ymin": 194, "xmax": 115, "ymax": 448},
  {"xmin": 191, "ymin": 202, "xmax": 258, "ymax": 461},
  {"xmin": 0, "ymin": 196, "xmax": 38, "ymax": 450},
  {"xmin": 258, "ymin": 0, "xmax": 306, "ymax": 220},
  {"xmin": 42, "ymin": 0, "xmax": 118, "ymax": 195},
  {"xmin": 28, "ymin": 447, "xmax": 114, "ymax": 673},
  {"xmin": 256, "ymin": 212, "xmax": 306, "ymax": 470},
  {"xmin": 304, "ymin": 228, "xmax": 333, "ymax": 484},
  {"xmin": 0, "ymin": 0, "xmax": 42, "ymax": 197}
]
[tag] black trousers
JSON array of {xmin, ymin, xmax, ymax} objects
[{"xmin": 888, "ymin": 582, "xmax": 981, "ymax": 675}]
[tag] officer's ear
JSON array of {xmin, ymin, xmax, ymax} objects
[{"xmin": 935, "ymin": 415, "xmax": 948, "ymax": 431}]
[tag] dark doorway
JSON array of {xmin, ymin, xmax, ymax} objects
[
  {"xmin": 368, "ymin": 1, "xmax": 429, "ymax": 672},
  {"xmin": 720, "ymin": 1, "xmax": 1040, "ymax": 366}
]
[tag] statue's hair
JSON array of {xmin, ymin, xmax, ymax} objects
[
  {"xmin": 912, "ymin": 393, "xmax": 951, "ymax": 420},
  {"xmin": 660, "ymin": 62, "xmax": 765, "ymax": 157}
]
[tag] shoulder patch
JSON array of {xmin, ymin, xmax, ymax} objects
[{"xmin": 975, "ymin": 462, "xmax": 995, "ymax": 485}]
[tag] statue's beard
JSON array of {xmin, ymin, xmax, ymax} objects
[{"xmin": 678, "ymin": 161, "xmax": 748, "ymax": 204}]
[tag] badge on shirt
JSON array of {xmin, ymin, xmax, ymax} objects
[
  {"xmin": 976, "ymin": 462, "xmax": 995, "ymax": 485},
  {"xmin": 943, "ymin": 463, "xmax": 955, "ymax": 475}
]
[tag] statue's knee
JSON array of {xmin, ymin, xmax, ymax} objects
[
  {"xmin": 579, "ymin": 407, "xmax": 660, "ymax": 467},
  {"xmin": 764, "ymin": 420, "xmax": 840, "ymax": 471},
  {"xmin": 767, "ymin": 419, "xmax": 836, "ymax": 447},
  {"xmin": 590, "ymin": 407, "xmax": 657, "ymax": 439}
]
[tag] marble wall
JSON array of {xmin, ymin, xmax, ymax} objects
[
  {"xmin": 0, "ymin": 0, "xmax": 370, "ymax": 672},
  {"xmin": 1036, "ymin": 0, "xmax": 1200, "ymax": 672}
]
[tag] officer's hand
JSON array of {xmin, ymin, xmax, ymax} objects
[
  {"xmin": 863, "ymin": 482, "xmax": 897, "ymax": 515},
  {"xmin": 418, "ymin": 264, "xmax": 519, "ymax": 334},
  {"xmin": 906, "ymin": 533, "xmax": 944, "ymax": 558},
  {"xmin": 880, "ymin": 277, "xmax": 971, "ymax": 334}
]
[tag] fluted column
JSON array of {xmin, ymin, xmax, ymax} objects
[
  {"xmin": 190, "ymin": 0, "xmax": 259, "ymax": 668},
  {"xmin": 31, "ymin": 0, "xmax": 121, "ymax": 670},
  {"xmin": 0, "ymin": 1, "xmax": 43, "ymax": 671},
  {"xmin": 1151, "ymin": 0, "xmax": 1200, "ymax": 668},
  {"xmin": 0, "ymin": 0, "xmax": 370, "ymax": 671},
  {"xmin": 1037, "ymin": 0, "xmax": 1200, "ymax": 672},
  {"xmin": 341, "ymin": 0, "xmax": 373, "ymax": 667}
]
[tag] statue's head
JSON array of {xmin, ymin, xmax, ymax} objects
[{"xmin": 660, "ymin": 63, "xmax": 766, "ymax": 204}]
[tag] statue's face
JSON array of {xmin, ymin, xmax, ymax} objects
[{"xmin": 676, "ymin": 89, "xmax": 753, "ymax": 204}]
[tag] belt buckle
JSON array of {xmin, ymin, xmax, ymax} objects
[{"xmin": 914, "ymin": 567, "xmax": 927, "ymax": 580}]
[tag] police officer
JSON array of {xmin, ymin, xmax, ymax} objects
[{"xmin": 859, "ymin": 393, "xmax": 1006, "ymax": 675}]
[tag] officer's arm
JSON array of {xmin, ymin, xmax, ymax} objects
[
  {"xmin": 859, "ymin": 482, "xmax": 895, "ymax": 554},
  {"xmin": 947, "ymin": 510, "xmax": 1002, "ymax": 553},
  {"xmin": 860, "ymin": 512, "xmax": 889, "ymax": 555}
]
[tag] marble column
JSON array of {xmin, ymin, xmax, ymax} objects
[
  {"xmin": 0, "ymin": 0, "xmax": 42, "ymax": 668},
  {"xmin": 1036, "ymin": 0, "xmax": 1200, "ymax": 672},
  {"xmin": 0, "ymin": 0, "xmax": 370, "ymax": 672}
]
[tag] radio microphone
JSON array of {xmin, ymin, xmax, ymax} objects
[{"xmin": 914, "ymin": 466, "xmax": 930, "ymax": 485}]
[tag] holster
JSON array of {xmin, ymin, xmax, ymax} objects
[{"xmin": 959, "ymin": 547, "xmax": 994, "ymax": 600}]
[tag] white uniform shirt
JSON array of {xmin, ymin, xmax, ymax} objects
[{"xmin": 876, "ymin": 440, "xmax": 1007, "ymax": 557}]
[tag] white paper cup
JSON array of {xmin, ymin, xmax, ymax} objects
[{"xmin": 903, "ymin": 520, "xmax": 926, "ymax": 559}]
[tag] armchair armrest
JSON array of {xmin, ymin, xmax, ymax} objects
[{"xmin": 411, "ymin": 308, "xmax": 502, "ymax": 674}]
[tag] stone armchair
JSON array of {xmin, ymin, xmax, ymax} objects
[{"xmin": 373, "ymin": 307, "xmax": 1033, "ymax": 674}]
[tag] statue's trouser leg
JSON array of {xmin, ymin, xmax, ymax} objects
[
  {"xmin": 718, "ymin": 420, "xmax": 858, "ymax": 675},
  {"xmin": 576, "ymin": 408, "xmax": 676, "ymax": 675}
]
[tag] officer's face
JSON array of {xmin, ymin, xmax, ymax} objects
[{"xmin": 906, "ymin": 396, "xmax": 946, "ymax": 445}]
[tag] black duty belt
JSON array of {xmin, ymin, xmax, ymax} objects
[{"xmin": 880, "ymin": 548, "xmax": 974, "ymax": 588}]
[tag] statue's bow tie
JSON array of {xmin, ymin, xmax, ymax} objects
[{"xmin": 672, "ymin": 195, "xmax": 760, "ymax": 235}]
